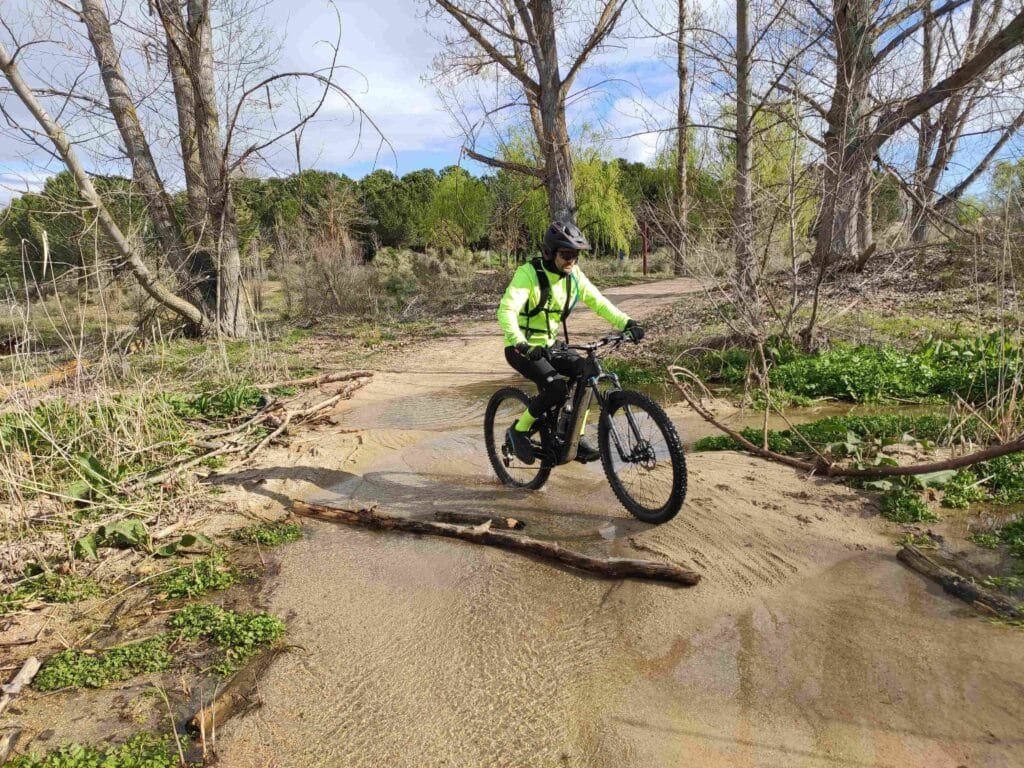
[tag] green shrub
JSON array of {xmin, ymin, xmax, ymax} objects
[
  {"xmin": 695, "ymin": 333, "xmax": 1024, "ymax": 406},
  {"xmin": 0, "ymin": 398, "xmax": 190, "ymax": 501},
  {"xmin": 156, "ymin": 552, "xmax": 238, "ymax": 599},
  {"xmin": 969, "ymin": 532, "xmax": 1001, "ymax": 549},
  {"xmin": 232, "ymin": 522, "xmax": 303, "ymax": 547},
  {"xmin": 942, "ymin": 470, "xmax": 989, "ymax": 508},
  {"xmin": 0, "ymin": 572, "xmax": 102, "ymax": 615},
  {"xmin": 169, "ymin": 603, "xmax": 285, "ymax": 676},
  {"xmin": 165, "ymin": 380, "xmax": 263, "ymax": 421},
  {"xmin": 880, "ymin": 490, "xmax": 939, "ymax": 524},
  {"xmin": 34, "ymin": 637, "xmax": 172, "ymax": 691},
  {"xmin": 3, "ymin": 732, "xmax": 177, "ymax": 768},
  {"xmin": 692, "ymin": 413, "xmax": 953, "ymax": 456}
]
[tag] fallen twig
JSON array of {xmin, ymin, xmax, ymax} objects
[
  {"xmin": 254, "ymin": 370, "xmax": 374, "ymax": 390},
  {"xmin": 0, "ymin": 657, "xmax": 41, "ymax": 717},
  {"xmin": 293, "ymin": 501, "xmax": 701, "ymax": 586}
]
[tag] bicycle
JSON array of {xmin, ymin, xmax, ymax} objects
[{"xmin": 484, "ymin": 333, "xmax": 687, "ymax": 524}]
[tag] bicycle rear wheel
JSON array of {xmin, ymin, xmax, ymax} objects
[
  {"xmin": 598, "ymin": 389, "xmax": 687, "ymax": 524},
  {"xmin": 484, "ymin": 387, "xmax": 551, "ymax": 490}
]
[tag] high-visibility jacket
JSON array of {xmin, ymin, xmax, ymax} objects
[{"xmin": 497, "ymin": 259, "xmax": 630, "ymax": 348}]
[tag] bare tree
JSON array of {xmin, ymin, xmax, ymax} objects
[
  {"xmin": 909, "ymin": 1, "xmax": 1024, "ymax": 243},
  {"xmin": 429, "ymin": 0, "xmax": 626, "ymax": 224},
  {"xmin": 1, "ymin": 1, "xmax": 380, "ymax": 337},
  {"xmin": 806, "ymin": 2, "xmax": 1024, "ymax": 271}
]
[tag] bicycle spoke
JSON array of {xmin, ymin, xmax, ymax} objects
[{"xmin": 599, "ymin": 391, "xmax": 686, "ymax": 523}]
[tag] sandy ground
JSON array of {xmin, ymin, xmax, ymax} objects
[{"xmin": 209, "ymin": 278, "xmax": 1024, "ymax": 768}]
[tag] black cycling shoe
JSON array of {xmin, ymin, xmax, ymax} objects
[
  {"xmin": 506, "ymin": 427, "xmax": 536, "ymax": 465},
  {"xmin": 575, "ymin": 436, "xmax": 601, "ymax": 464}
]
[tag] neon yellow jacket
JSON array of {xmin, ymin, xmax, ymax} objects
[{"xmin": 497, "ymin": 260, "xmax": 630, "ymax": 348}]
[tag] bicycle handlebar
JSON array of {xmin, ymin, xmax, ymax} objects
[{"xmin": 563, "ymin": 332, "xmax": 634, "ymax": 353}]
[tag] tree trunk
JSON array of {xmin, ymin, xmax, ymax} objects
[
  {"xmin": 80, "ymin": 0, "xmax": 205, "ymax": 333},
  {"xmin": 0, "ymin": 39, "xmax": 207, "ymax": 331},
  {"xmin": 856, "ymin": 170, "xmax": 874, "ymax": 263},
  {"xmin": 155, "ymin": 0, "xmax": 248, "ymax": 336},
  {"xmin": 675, "ymin": 0, "xmax": 689, "ymax": 276},
  {"xmin": 733, "ymin": 0, "xmax": 759, "ymax": 330},
  {"xmin": 911, "ymin": 5, "xmax": 936, "ymax": 245},
  {"xmin": 534, "ymin": 1, "xmax": 577, "ymax": 224}
]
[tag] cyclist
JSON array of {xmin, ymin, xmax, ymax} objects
[{"xmin": 497, "ymin": 221, "xmax": 644, "ymax": 465}]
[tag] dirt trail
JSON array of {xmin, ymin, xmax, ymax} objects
[{"xmin": 212, "ymin": 278, "xmax": 1023, "ymax": 768}]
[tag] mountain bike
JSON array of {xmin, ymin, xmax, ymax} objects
[{"xmin": 484, "ymin": 333, "xmax": 687, "ymax": 524}]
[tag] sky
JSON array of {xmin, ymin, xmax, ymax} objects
[{"xmin": 0, "ymin": 0, "xmax": 684, "ymax": 206}]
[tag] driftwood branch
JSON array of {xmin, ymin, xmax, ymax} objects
[
  {"xmin": 0, "ymin": 657, "xmax": 41, "ymax": 717},
  {"xmin": 668, "ymin": 367, "xmax": 1024, "ymax": 478},
  {"xmin": 434, "ymin": 511, "xmax": 525, "ymax": 530},
  {"xmin": 897, "ymin": 545, "xmax": 1023, "ymax": 619},
  {"xmin": 293, "ymin": 501, "xmax": 700, "ymax": 586}
]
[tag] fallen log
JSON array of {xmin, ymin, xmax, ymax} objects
[
  {"xmin": 254, "ymin": 370, "xmax": 374, "ymax": 390},
  {"xmin": 293, "ymin": 501, "xmax": 700, "ymax": 586},
  {"xmin": 897, "ymin": 545, "xmax": 1023, "ymax": 619},
  {"xmin": 434, "ymin": 510, "xmax": 525, "ymax": 530}
]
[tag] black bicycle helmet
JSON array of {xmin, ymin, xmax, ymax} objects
[{"xmin": 542, "ymin": 221, "xmax": 590, "ymax": 257}]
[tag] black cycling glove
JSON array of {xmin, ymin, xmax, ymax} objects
[
  {"xmin": 515, "ymin": 342, "xmax": 547, "ymax": 361},
  {"xmin": 624, "ymin": 319, "xmax": 645, "ymax": 343}
]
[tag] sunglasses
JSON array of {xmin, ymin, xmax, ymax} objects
[{"xmin": 556, "ymin": 250, "xmax": 579, "ymax": 261}]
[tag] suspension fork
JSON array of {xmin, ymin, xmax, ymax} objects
[{"xmin": 599, "ymin": 383, "xmax": 647, "ymax": 463}]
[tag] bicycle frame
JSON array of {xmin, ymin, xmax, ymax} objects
[{"xmin": 548, "ymin": 335, "xmax": 643, "ymax": 466}]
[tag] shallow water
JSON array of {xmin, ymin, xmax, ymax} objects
[{"xmin": 214, "ymin": 282, "xmax": 1024, "ymax": 767}]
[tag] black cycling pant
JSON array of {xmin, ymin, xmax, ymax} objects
[{"xmin": 505, "ymin": 345, "xmax": 585, "ymax": 419}]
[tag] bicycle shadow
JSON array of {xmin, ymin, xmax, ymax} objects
[{"xmin": 205, "ymin": 464, "xmax": 654, "ymax": 543}]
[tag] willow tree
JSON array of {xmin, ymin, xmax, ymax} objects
[{"xmin": 429, "ymin": 0, "xmax": 627, "ymax": 224}]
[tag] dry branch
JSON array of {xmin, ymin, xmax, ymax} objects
[
  {"xmin": 0, "ymin": 359, "xmax": 90, "ymax": 401},
  {"xmin": 254, "ymin": 370, "xmax": 374, "ymax": 390},
  {"xmin": 293, "ymin": 501, "xmax": 700, "ymax": 586},
  {"xmin": 434, "ymin": 511, "xmax": 525, "ymax": 530},
  {"xmin": 0, "ymin": 657, "xmax": 41, "ymax": 717},
  {"xmin": 669, "ymin": 367, "xmax": 1024, "ymax": 478},
  {"xmin": 897, "ymin": 546, "xmax": 1023, "ymax": 619}
]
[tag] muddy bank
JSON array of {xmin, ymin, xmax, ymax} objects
[{"xmin": 210, "ymin": 279, "xmax": 1024, "ymax": 767}]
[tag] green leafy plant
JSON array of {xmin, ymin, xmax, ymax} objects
[
  {"xmin": 169, "ymin": 603, "xmax": 285, "ymax": 676},
  {"xmin": 156, "ymin": 551, "xmax": 239, "ymax": 599},
  {"xmin": 3, "ymin": 732, "xmax": 178, "ymax": 768},
  {"xmin": 899, "ymin": 533, "xmax": 940, "ymax": 549},
  {"xmin": 880, "ymin": 490, "xmax": 940, "ymax": 524},
  {"xmin": 693, "ymin": 413, "xmax": 954, "ymax": 457},
  {"xmin": 0, "ymin": 572, "xmax": 103, "ymax": 615},
  {"xmin": 165, "ymin": 380, "xmax": 264, "ymax": 421},
  {"xmin": 981, "ymin": 575, "xmax": 1024, "ymax": 596},
  {"xmin": 34, "ymin": 637, "xmax": 172, "ymax": 691},
  {"xmin": 232, "ymin": 522, "xmax": 303, "ymax": 547},
  {"xmin": 969, "ymin": 532, "xmax": 1002, "ymax": 549}
]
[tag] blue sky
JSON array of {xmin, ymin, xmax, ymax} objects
[
  {"xmin": 1, "ymin": 0, "xmax": 1020, "ymax": 206},
  {"xmin": 0, "ymin": 0, "xmax": 684, "ymax": 204}
]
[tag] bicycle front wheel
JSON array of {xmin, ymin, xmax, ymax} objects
[
  {"xmin": 598, "ymin": 389, "xmax": 687, "ymax": 524},
  {"xmin": 484, "ymin": 387, "xmax": 551, "ymax": 491}
]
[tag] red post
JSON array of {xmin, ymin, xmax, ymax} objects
[{"xmin": 642, "ymin": 220, "xmax": 649, "ymax": 276}]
